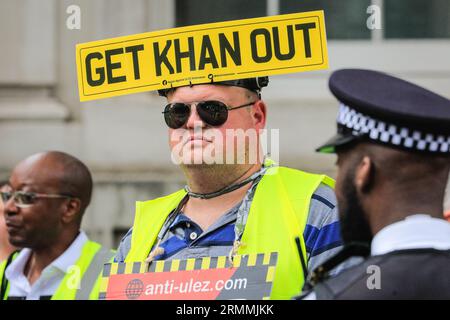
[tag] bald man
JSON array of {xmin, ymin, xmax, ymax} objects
[
  {"xmin": 0, "ymin": 183, "xmax": 17, "ymax": 262},
  {"xmin": 0, "ymin": 151, "xmax": 115, "ymax": 300}
]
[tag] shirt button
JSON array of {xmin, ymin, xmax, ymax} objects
[{"xmin": 189, "ymin": 232, "xmax": 198, "ymax": 240}]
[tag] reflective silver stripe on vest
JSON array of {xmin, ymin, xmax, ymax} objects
[{"xmin": 75, "ymin": 247, "xmax": 115, "ymax": 300}]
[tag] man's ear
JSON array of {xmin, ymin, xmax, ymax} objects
[
  {"xmin": 252, "ymin": 100, "xmax": 267, "ymax": 129},
  {"xmin": 354, "ymin": 156, "xmax": 375, "ymax": 194},
  {"xmin": 61, "ymin": 198, "xmax": 82, "ymax": 224}
]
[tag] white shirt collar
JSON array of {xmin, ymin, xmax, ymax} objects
[
  {"xmin": 371, "ymin": 214, "xmax": 450, "ymax": 256},
  {"xmin": 5, "ymin": 231, "xmax": 88, "ymax": 282},
  {"xmin": 49, "ymin": 231, "xmax": 88, "ymax": 272}
]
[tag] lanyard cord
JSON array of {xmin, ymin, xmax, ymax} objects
[
  {"xmin": 146, "ymin": 162, "xmax": 273, "ymax": 265},
  {"xmin": 184, "ymin": 166, "xmax": 264, "ymax": 199},
  {"xmin": 228, "ymin": 164, "xmax": 272, "ymax": 264},
  {"xmin": 145, "ymin": 195, "xmax": 189, "ymax": 263},
  {"xmin": 233, "ymin": 166, "xmax": 269, "ymax": 242}
]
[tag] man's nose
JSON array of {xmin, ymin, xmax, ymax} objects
[
  {"xmin": 4, "ymin": 196, "xmax": 19, "ymax": 215},
  {"xmin": 185, "ymin": 104, "xmax": 206, "ymax": 129}
]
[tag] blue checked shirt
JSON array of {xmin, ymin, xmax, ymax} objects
[{"xmin": 116, "ymin": 179, "xmax": 350, "ymax": 276}]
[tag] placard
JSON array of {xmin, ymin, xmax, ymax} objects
[
  {"xmin": 99, "ymin": 253, "xmax": 278, "ymax": 300},
  {"xmin": 76, "ymin": 11, "xmax": 328, "ymax": 101}
]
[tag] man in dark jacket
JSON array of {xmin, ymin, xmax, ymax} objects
[{"xmin": 301, "ymin": 69, "xmax": 450, "ymax": 299}]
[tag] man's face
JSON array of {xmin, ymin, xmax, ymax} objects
[
  {"xmin": 166, "ymin": 84, "xmax": 264, "ymax": 166},
  {"xmin": 335, "ymin": 148, "xmax": 373, "ymax": 245},
  {"xmin": 3, "ymin": 158, "xmax": 67, "ymax": 248},
  {"xmin": 0, "ymin": 185, "xmax": 12, "ymax": 249}
]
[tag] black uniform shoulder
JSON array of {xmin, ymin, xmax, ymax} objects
[
  {"xmin": 313, "ymin": 254, "xmax": 386, "ymax": 299},
  {"xmin": 315, "ymin": 248, "xmax": 450, "ymax": 300}
]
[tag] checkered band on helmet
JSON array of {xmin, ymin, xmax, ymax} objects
[{"xmin": 337, "ymin": 104, "xmax": 450, "ymax": 153}]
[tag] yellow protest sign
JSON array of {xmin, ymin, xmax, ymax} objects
[{"xmin": 76, "ymin": 11, "xmax": 328, "ymax": 101}]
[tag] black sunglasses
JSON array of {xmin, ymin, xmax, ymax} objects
[{"xmin": 162, "ymin": 100, "xmax": 256, "ymax": 129}]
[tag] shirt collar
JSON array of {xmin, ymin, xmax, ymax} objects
[
  {"xmin": 169, "ymin": 214, "xmax": 192, "ymax": 230},
  {"xmin": 5, "ymin": 248, "xmax": 32, "ymax": 285},
  {"xmin": 6, "ymin": 231, "xmax": 89, "ymax": 279},
  {"xmin": 371, "ymin": 214, "xmax": 450, "ymax": 256},
  {"xmin": 51, "ymin": 231, "xmax": 88, "ymax": 273},
  {"xmin": 170, "ymin": 201, "xmax": 242, "ymax": 232}
]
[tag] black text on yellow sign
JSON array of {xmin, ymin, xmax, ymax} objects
[{"xmin": 76, "ymin": 11, "xmax": 328, "ymax": 101}]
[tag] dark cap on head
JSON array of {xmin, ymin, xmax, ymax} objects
[
  {"xmin": 316, "ymin": 69, "xmax": 450, "ymax": 154},
  {"xmin": 157, "ymin": 77, "xmax": 269, "ymax": 97}
]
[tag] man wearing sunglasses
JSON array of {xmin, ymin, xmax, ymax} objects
[
  {"xmin": 0, "ymin": 151, "xmax": 115, "ymax": 300},
  {"xmin": 116, "ymin": 77, "xmax": 347, "ymax": 299}
]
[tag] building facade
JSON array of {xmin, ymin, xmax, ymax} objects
[{"xmin": 0, "ymin": 0, "xmax": 449, "ymax": 248}]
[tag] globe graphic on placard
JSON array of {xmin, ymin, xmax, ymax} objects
[{"xmin": 125, "ymin": 279, "xmax": 144, "ymax": 300}]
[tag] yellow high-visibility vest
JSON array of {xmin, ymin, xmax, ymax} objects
[
  {"xmin": 126, "ymin": 165, "xmax": 334, "ymax": 299},
  {"xmin": 0, "ymin": 240, "xmax": 115, "ymax": 300}
]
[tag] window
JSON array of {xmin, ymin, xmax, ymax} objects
[
  {"xmin": 175, "ymin": 0, "xmax": 450, "ymax": 40},
  {"xmin": 385, "ymin": 0, "xmax": 450, "ymax": 38},
  {"xmin": 175, "ymin": 0, "xmax": 265, "ymax": 27},
  {"xmin": 280, "ymin": 0, "xmax": 371, "ymax": 39},
  {"xmin": 175, "ymin": 0, "xmax": 371, "ymax": 39}
]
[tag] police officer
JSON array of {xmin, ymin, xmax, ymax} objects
[
  {"xmin": 0, "ymin": 151, "xmax": 115, "ymax": 300},
  {"xmin": 115, "ymin": 77, "xmax": 349, "ymax": 299},
  {"xmin": 301, "ymin": 69, "xmax": 450, "ymax": 299}
]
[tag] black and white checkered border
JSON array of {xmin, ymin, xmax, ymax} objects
[{"xmin": 337, "ymin": 104, "xmax": 450, "ymax": 153}]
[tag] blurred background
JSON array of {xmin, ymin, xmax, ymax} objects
[{"xmin": 0, "ymin": 0, "xmax": 449, "ymax": 249}]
